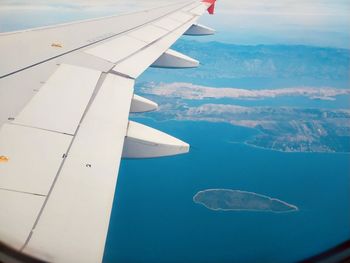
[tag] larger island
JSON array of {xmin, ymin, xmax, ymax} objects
[{"xmin": 193, "ymin": 189, "xmax": 298, "ymax": 213}]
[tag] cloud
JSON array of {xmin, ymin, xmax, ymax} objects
[
  {"xmin": 217, "ymin": 0, "xmax": 350, "ymax": 17},
  {"xmin": 199, "ymin": 0, "xmax": 350, "ymax": 48},
  {"xmin": 141, "ymin": 82, "xmax": 350, "ymax": 101}
]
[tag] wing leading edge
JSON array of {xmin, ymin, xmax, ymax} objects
[{"xmin": 0, "ymin": 0, "xmax": 217, "ymax": 262}]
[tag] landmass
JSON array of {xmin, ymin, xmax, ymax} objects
[
  {"xmin": 193, "ymin": 189, "xmax": 298, "ymax": 213},
  {"xmin": 141, "ymin": 82, "xmax": 350, "ymax": 101},
  {"xmin": 133, "ymin": 97, "xmax": 350, "ymax": 153},
  {"xmin": 142, "ymin": 40, "xmax": 350, "ymax": 85},
  {"xmin": 135, "ymin": 41, "xmax": 350, "ymax": 154}
]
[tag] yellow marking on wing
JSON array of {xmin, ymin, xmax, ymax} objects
[
  {"xmin": 0, "ymin": 156, "xmax": 9, "ymax": 163},
  {"xmin": 51, "ymin": 43, "xmax": 63, "ymax": 48}
]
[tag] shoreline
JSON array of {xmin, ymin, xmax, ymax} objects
[{"xmin": 193, "ymin": 189, "xmax": 299, "ymax": 213}]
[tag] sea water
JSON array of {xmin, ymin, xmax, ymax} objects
[{"xmin": 103, "ymin": 119, "xmax": 350, "ymax": 263}]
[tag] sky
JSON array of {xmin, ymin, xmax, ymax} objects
[{"xmin": 0, "ymin": 0, "xmax": 349, "ymax": 48}]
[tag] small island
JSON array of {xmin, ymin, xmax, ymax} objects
[{"xmin": 193, "ymin": 189, "xmax": 298, "ymax": 213}]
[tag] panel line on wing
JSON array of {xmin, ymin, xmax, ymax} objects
[
  {"xmin": 8, "ymin": 122, "xmax": 75, "ymax": 136},
  {"xmin": 13, "ymin": 64, "xmax": 102, "ymax": 135},
  {"xmin": 108, "ymin": 70, "xmax": 136, "ymax": 80},
  {"xmin": 22, "ymin": 74, "xmax": 135, "ymax": 262},
  {"xmin": 20, "ymin": 72, "xmax": 108, "ymax": 251},
  {"xmin": 0, "ymin": 188, "xmax": 46, "ymax": 197},
  {"xmin": 0, "ymin": 124, "xmax": 73, "ymax": 197}
]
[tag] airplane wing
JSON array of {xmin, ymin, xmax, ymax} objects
[{"xmin": 0, "ymin": 0, "xmax": 217, "ymax": 262}]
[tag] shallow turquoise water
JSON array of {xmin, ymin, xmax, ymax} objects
[{"xmin": 103, "ymin": 119, "xmax": 350, "ymax": 263}]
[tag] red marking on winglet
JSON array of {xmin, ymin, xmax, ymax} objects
[
  {"xmin": 202, "ymin": 0, "xmax": 216, "ymax": 4},
  {"xmin": 207, "ymin": 2, "xmax": 215, "ymax": 14},
  {"xmin": 201, "ymin": 0, "xmax": 216, "ymax": 15}
]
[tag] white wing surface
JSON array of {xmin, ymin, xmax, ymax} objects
[{"xmin": 0, "ymin": 0, "xmax": 217, "ymax": 262}]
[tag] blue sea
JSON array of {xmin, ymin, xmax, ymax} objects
[
  {"xmin": 104, "ymin": 119, "xmax": 350, "ymax": 263},
  {"xmin": 102, "ymin": 39, "xmax": 350, "ymax": 263}
]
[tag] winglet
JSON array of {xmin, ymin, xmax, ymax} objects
[{"xmin": 202, "ymin": 0, "xmax": 216, "ymax": 15}]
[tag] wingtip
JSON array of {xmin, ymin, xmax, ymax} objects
[{"xmin": 202, "ymin": 0, "xmax": 216, "ymax": 15}]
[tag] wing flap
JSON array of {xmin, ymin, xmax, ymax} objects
[
  {"xmin": 0, "ymin": 124, "xmax": 71, "ymax": 196},
  {"xmin": 22, "ymin": 74, "xmax": 134, "ymax": 263},
  {"xmin": 13, "ymin": 64, "xmax": 101, "ymax": 135},
  {"xmin": 0, "ymin": 190, "xmax": 44, "ymax": 250}
]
